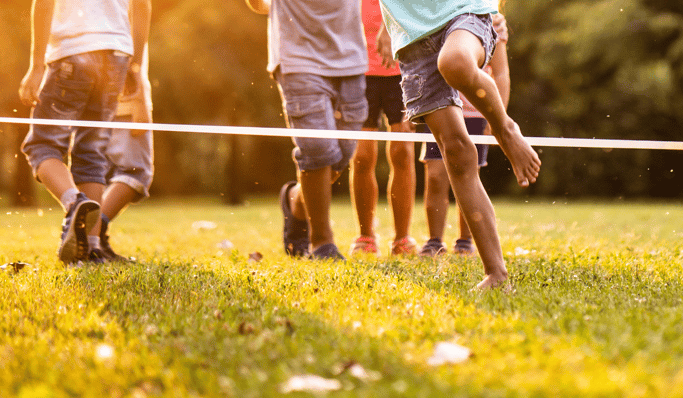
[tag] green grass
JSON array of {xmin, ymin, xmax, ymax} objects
[{"xmin": 1, "ymin": 197, "xmax": 683, "ymax": 397}]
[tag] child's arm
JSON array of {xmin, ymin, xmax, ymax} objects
[
  {"xmin": 127, "ymin": 0, "xmax": 152, "ymax": 133},
  {"xmin": 376, "ymin": 22, "xmax": 396, "ymax": 69},
  {"xmin": 130, "ymin": 0, "xmax": 151, "ymax": 68},
  {"xmin": 490, "ymin": 14, "xmax": 510, "ymax": 108},
  {"xmin": 18, "ymin": 0, "xmax": 54, "ymax": 107},
  {"xmin": 246, "ymin": 0, "xmax": 270, "ymax": 15}
]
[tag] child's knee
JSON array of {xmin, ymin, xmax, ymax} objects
[
  {"xmin": 352, "ymin": 147, "xmax": 377, "ymax": 172},
  {"xmin": 388, "ymin": 142, "xmax": 414, "ymax": 169},
  {"xmin": 441, "ymin": 141, "xmax": 479, "ymax": 176},
  {"xmin": 437, "ymin": 49, "xmax": 476, "ymax": 88}
]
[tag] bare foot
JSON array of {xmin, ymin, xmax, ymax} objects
[
  {"xmin": 493, "ymin": 119, "xmax": 541, "ymax": 187},
  {"xmin": 475, "ymin": 271, "xmax": 509, "ymax": 290}
]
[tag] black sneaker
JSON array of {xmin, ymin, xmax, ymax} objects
[
  {"xmin": 310, "ymin": 243, "xmax": 345, "ymax": 262},
  {"xmin": 58, "ymin": 193, "xmax": 100, "ymax": 264},
  {"xmin": 418, "ymin": 238, "xmax": 447, "ymax": 257},
  {"xmin": 85, "ymin": 248, "xmax": 108, "ymax": 264},
  {"xmin": 100, "ymin": 214, "xmax": 132, "ymax": 262},
  {"xmin": 279, "ymin": 181, "xmax": 310, "ymax": 257}
]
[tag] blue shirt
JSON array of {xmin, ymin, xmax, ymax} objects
[{"xmin": 379, "ymin": 0, "xmax": 497, "ymax": 56}]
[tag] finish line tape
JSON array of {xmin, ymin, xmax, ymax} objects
[{"xmin": 2, "ymin": 116, "xmax": 683, "ymax": 151}]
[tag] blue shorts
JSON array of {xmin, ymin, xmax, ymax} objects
[
  {"xmin": 397, "ymin": 13, "xmax": 497, "ymax": 123},
  {"xmin": 419, "ymin": 119, "xmax": 489, "ymax": 167},
  {"xmin": 364, "ymin": 75, "xmax": 404, "ymax": 128},
  {"xmin": 275, "ymin": 71, "xmax": 367, "ymax": 172},
  {"xmin": 105, "ymin": 115, "xmax": 154, "ymax": 201},
  {"xmin": 22, "ymin": 51, "xmax": 130, "ymax": 185}
]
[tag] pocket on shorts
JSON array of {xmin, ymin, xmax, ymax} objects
[
  {"xmin": 48, "ymin": 78, "xmax": 92, "ymax": 117},
  {"xmin": 340, "ymin": 99, "xmax": 368, "ymax": 123},
  {"xmin": 285, "ymin": 95, "xmax": 326, "ymax": 118},
  {"xmin": 284, "ymin": 95, "xmax": 329, "ymax": 129},
  {"xmin": 400, "ymin": 74, "xmax": 424, "ymax": 105}
]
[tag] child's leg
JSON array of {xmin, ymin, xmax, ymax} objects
[
  {"xmin": 424, "ymin": 107, "xmax": 507, "ymax": 289},
  {"xmin": 423, "ymin": 159, "xmax": 450, "ymax": 240},
  {"xmin": 438, "ymin": 30, "xmax": 540, "ymax": 187},
  {"xmin": 386, "ymin": 129, "xmax": 415, "ymax": 242},
  {"xmin": 298, "ymin": 166, "xmax": 338, "ymax": 251},
  {"xmin": 36, "ymin": 159, "xmax": 79, "ymax": 203},
  {"xmin": 350, "ymin": 138, "xmax": 379, "ymax": 238}
]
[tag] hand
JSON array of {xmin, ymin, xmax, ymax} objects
[
  {"xmin": 376, "ymin": 24, "xmax": 397, "ymax": 70},
  {"xmin": 18, "ymin": 65, "xmax": 45, "ymax": 107},
  {"xmin": 119, "ymin": 68, "xmax": 152, "ymax": 136}
]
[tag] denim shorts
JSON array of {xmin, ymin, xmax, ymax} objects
[
  {"xmin": 364, "ymin": 75, "xmax": 405, "ymax": 128},
  {"xmin": 275, "ymin": 71, "xmax": 368, "ymax": 172},
  {"xmin": 22, "ymin": 50, "xmax": 130, "ymax": 185},
  {"xmin": 397, "ymin": 13, "xmax": 497, "ymax": 123},
  {"xmin": 419, "ymin": 118, "xmax": 489, "ymax": 167},
  {"xmin": 105, "ymin": 114, "xmax": 154, "ymax": 201}
]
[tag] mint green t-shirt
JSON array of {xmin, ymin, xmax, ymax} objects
[{"xmin": 379, "ymin": 0, "xmax": 498, "ymax": 57}]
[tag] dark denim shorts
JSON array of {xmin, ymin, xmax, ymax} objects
[
  {"xmin": 22, "ymin": 50, "xmax": 130, "ymax": 185},
  {"xmin": 397, "ymin": 13, "xmax": 497, "ymax": 123},
  {"xmin": 419, "ymin": 118, "xmax": 489, "ymax": 167},
  {"xmin": 276, "ymin": 71, "xmax": 367, "ymax": 172},
  {"xmin": 364, "ymin": 75, "xmax": 405, "ymax": 128}
]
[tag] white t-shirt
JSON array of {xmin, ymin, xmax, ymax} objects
[{"xmin": 46, "ymin": 0, "xmax": 133, "ymax": 64}]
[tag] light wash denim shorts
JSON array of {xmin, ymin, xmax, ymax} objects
[
  {"xmin": 397, "ymin": 13, "xmax": 497, "ymax": 124},
  {"xmin": 22, "ymin": 50, "xmax": 130, "ymax": 185},
  {"xmin": 275, "ymin": 71, "xmax": 367, "ymax": 172},
  {"xmin": 105, "ymin": 114, "xmax": 154, "ymax": 201}
]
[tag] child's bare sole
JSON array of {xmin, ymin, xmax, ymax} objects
[
  {"xmin": 475, "ymin": 273, "xmax": 510, "ymax": 291},
  {"xmin": 496, "ymin": 121, "xmax": 541, "ymax": 187}
]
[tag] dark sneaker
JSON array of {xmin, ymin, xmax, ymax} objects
[
  {"xmin": 454, "ymin": 238, "xmax": 476, "ymax": 256},
  {"xmin": 58, "ymin": 193, "xmax": 100, "ymax": 264},
  {"xmin": 85, "ymin": 248, "xmax": 108, "ymax": 264},
  {"xmin": 419, "ymin": 238, "xmax": 447, "ymax": 257},
  {"xmin": 100, "ymin": 214, "xmax": 132, "ymax": 262},
  {"xmin": 280, "ymin": 181, "xmax": 310, "ymax": 257},
  {"xmin": 310, "ymin": 243, "xmax": 345, "ymax": 262}
]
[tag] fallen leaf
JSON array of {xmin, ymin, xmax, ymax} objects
[
  {"xmin": 248, "ymin": 252, "xmax": 263, "ymax": 262},
  {"xmin": 427, "ymin": 342, "xmax": 472, "ymax": 366},
  {"xmin": 192, "ymin": 221, "xmax": 217, "ymax": 231},
  {"xmin": 280, "ymin": 375, "xmax": 341, "ymax": 394},
  {"xmin": 217, "ymin": 239, "xmax": 234, "ymax": 250},
  {"xmin": 1, "ymin": 262, "xmax": 29, "ymax": 273}
]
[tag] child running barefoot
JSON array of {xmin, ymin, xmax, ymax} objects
[{"xmin": 378, "ymin": 0, "xmax": 541, "ymax": 289}]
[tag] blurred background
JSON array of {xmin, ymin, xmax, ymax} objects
[{"xmin": 1, "ymin": 0, "xmax": 682, "ymax": 207}]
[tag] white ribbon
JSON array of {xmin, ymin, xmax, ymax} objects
[{"xmin": 2, "ymin": 116, "xmax": 682, "ymax": 150}]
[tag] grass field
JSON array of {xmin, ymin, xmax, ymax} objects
[{"xmin": 1, "ymin": 196, "xmax": 683, "ymax": 397}]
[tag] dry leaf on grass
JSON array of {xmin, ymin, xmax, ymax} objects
[
  {"xmin": 427, "ymin": 342, "xmax": 473, "ymax": 366},
  {"xmin": 280, "ymin": 375, "xmax": 341, "ymax": 393}
]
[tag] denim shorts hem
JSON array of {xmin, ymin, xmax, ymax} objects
[
  {"xmin": 407, "ymin": 97, "xmax": 463, "ymax": 124},
  {"xmin": 292, "ymin": 144, "xmax": 346, "ymax": 172},
  {"xmin": 108, "ymin": 175, "xmax": 149, "ymax": 201}
]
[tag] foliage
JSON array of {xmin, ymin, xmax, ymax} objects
[
  {"xmin": 1, "ymin": 198, "xmax": 683, "ymax": 396},
  {"xmin": 1, "ymin": 0, "xmax": 682, "ymax": 198},
  {"xmin": 501, "ymin": 0, "xmax": 683, "ymax": 197}
]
